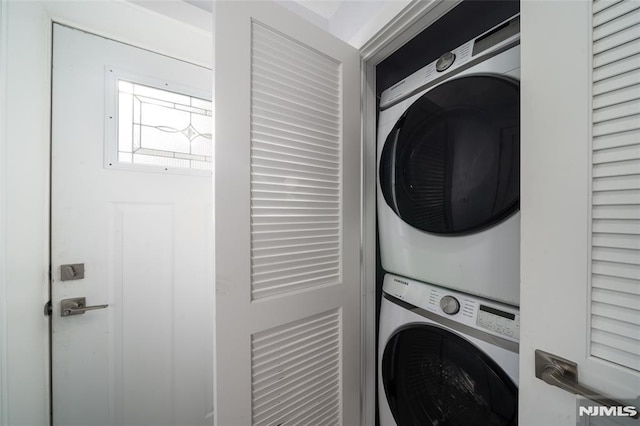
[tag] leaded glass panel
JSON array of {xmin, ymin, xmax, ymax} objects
[{"xmin": 117, "ymin": 80, "xmax": 212, "ymax": 171}]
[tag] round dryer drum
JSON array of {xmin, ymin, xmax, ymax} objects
[
  {"xmin": 382, "ymin": 325, "xmax": 518, "ymax": 426},
  {"xmin": 380, "ymin": 75, "xmax": 520, "ymax": 235}
]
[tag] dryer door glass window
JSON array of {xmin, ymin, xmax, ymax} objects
[
  {"xmin": 381, "ymin": 325, "xmax": 518, "ymax": 426},
  {"xmin": 379, "ymin": 75, "xmax": 520, "ymax": 235}
]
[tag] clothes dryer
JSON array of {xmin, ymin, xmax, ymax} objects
[
  {"xmin": 377, "ymin": 15, "xmax": 521, "ymax": 305},
  {"xmin": 378, "ymin": 273, "xmax": 519, "ymax": 426}
]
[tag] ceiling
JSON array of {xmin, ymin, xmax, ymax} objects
[{"xmin": 180, "ymin": 0, "xmax": 410, "ymax": 48}]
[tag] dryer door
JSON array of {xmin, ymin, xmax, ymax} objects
[
  {"xmin": 381, "ymin": 325, "xmax": 518, "ymax": 426},
  {"xmin": 379, "ymin": 75, "xmax": 519, "ymax": 235}
]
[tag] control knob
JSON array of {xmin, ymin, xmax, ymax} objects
[
  {"xmin": 440, "ymin": 295, "xmax": 460, "ymax": 315},
  {"xmin": 436, "ymin": 51, "xmax": 456, "ymax": 72}
]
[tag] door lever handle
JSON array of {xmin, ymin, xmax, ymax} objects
[
  {"xmin": 535, "ymin": 349, "xmax": 638, "ymax": 418},
  {"xmin": 60, "ymin": 297, "xmax": 108, "ymax": 317}
]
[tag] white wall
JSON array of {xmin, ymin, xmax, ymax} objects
[
  {"xmin": 0, "ymin": 2, "xmax": 212, "ymax": 424},
  {"xmin": 2, "ymin": 3, "xmax": 52, "ymax": 424}
]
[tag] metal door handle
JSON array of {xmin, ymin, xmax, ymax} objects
[
  {"xmin": 60, "ymin": 297, "xmax": 108, "ymax": 317},
  {"xmin": 535, "ymin": 349, "xmax": 638, "ymax": 418}
]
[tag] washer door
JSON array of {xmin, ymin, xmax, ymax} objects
[
  {"xmin": 382, "ymin": 325, "xmax": 518, "ymax": 426},
  {"xmin": 379, "ymin": 75, "xmax": 520, "ymax": 235}
]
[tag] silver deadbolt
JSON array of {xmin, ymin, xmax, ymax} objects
[
  {"xmin": 60, "ymin": 263, "xmax": 84, "ymax": 281},
  {"xmin": 60, "ymin": 297, "xmax": 108, "ymax": 317}
]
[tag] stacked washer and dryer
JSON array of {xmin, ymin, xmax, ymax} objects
[{"xmin": 377, "ymin": 15, "xmax": 521, "ymax": 426}]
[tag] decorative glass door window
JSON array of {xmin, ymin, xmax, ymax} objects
[{"xmin": 114, "ymin": 79, "xmax": 212, "ymax": 172}]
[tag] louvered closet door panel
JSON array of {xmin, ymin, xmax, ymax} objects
[
  {"xmin": 251, "ymin": 310, "xmax": 341, "ymax": 426},
  {"xmin": 215, "ymin": 2, "xmax": 361, "ymax": 425},
  {"xmin": 591, "ymin": 0, "xmax": 640, "ymax": 372},
  {"xmin": 250, "ymin": 22, "xmax": 343, "ymax": 300}
]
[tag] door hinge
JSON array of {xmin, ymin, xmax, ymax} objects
[{"xmin": 44, "ymin": 300, "xmax": 52, "ymax": 317}]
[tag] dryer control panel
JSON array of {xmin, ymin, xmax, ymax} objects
[
  {"xmin": 383, "ymin": 273, "xmax": 520, "ymax": 342},
  {"xmin": 379, "ymin": 14, "xmax": 520, "ymax": 109}
]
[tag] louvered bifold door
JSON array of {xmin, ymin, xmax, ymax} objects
[
  {"xmin": 250, "ymin": 22, "xmax": 342, "ymax": 301},
  {"xmin": 590, "ymin": 0, "xmax": 640, "ymax": 372},
  {"xmin": 214, "ymin": 2, "xmax": 361, "ymax": 426}
]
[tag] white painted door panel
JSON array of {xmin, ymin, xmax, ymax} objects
[
  {"xmin": 519, "ymin": 2, "xmax": 640, "ymax": 425},
  {"xmin": 214, "ymin": 2, "xmax": 361, "ymax": 425},
  {"xmin": 51, "ymin": 24, "xmax": 213, "ymax": 426}
]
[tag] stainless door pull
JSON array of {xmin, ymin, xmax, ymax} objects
[
  {"xmin": 60, "ymin": 297, "xmax": 108, "ymax": 317},
  {"xmin": 535, "ymin": 349, "xmax": 638, "ymax": 418}
]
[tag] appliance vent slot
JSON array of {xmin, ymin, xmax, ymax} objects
[
  {"xmin": 590, "ymin": 0, "xmax": 640, "ymax": 372},
  {"xmin": 250, "ymin": 21, "xmax": 343, "ymax": 301},
  {"xmin": 251, "ymin": 309, "xmax": 342, "ymax": 426}
]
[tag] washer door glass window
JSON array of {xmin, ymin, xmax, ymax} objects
[
  {"xmin": 379, "ymin": 75, "xmax": 520, "ymax": 235},
  {"xmin": 381, "ymin": 325, "xmax": 518, "ymax": 425}
]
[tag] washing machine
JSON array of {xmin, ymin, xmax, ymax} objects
[
  {"xmin": 377, "ymin": 15, "xmax": 521, "ymax": 306},
  {"xmin": 378, "ymin": 273, "xmax": 519, "ymax": 425}
]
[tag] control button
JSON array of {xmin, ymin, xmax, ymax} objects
[
  {"xmin": 440, "ymin": 295, "xmax": 460, "ymax": 315},
  {"xmin": 436, "ymin": 52, "xmax": 456, "ymax": 72}
]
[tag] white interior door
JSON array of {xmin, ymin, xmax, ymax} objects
[
  {"xmin": 51, "ymin": 24, "xmax": 213, "ymax": 426},
  {"xmin": 520, "ymin": 1, "xmax": 640, "ymax": 424},
  {"xmin": 214, "ymin": 2, "xmax": 361, "ymax": 424}
]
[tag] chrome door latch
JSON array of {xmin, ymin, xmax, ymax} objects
[{"xmin": 60, "ymin": 297, "xmax": 108, "ymax": 317}]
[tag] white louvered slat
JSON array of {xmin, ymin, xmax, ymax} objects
[
  {"xmin": 593, "ymin": 0, "xmax": 640, "ymax": 27},
  {"xmin": 592, "ymin": 343, "xmax": 640, "ymax": 371},
  {"xmin": 592, "ymin": 189, "xmax": 640, "ymax": 204},
  {"xmin": 593, "ymin": 158, "xmax": 640, "ymax": 177},
  {"xmin": 593, "ymin": 232, "xmax": 640, "ymax": 250},
  {"xmin": 593, "ymin": 273, "xmax": 640, "ymax": 295},
  {"xmin": 592, "ymin": 246, "xmax": 640, "ymax": 265},
  {"xmin": 250, "ymin": 22, "xmax": 342, "ymax": 301},
  {"xmin": 592, "ymin": 317, "xmax": 640, "ymax": 349},
  {"xmin": 593, "ymin": 40, "xmax": 640, "ymax": 68},
  {"xmin": 593, "ymin": 113, "xmax": 640, "ymax": 136},
  {"xmin": 593, "ymin": 205, "xmax": 640, "ymax": 219},
  {"xmin": 592, "ymin": 260, "xmax": 640, "ymax": 281},
  {"xmin": 593, "ymin": 0, "xmax": 623, "ymax": 15},
  {"xmin": 593, "ymin": 174, "xmax": 640, "ymax": 191},
  {"xmin": 593, "ymin": 299, "xmax": 640, "ymax": 324},
  {"xmin": 593, "ymin": 53, "xmax": 640, "ymax": 84},
  {"xmin": 592, "ymin": 328, "xmax": 640, "ymax": 357},
  {"xmin": 253, "ymin": 80, "xmax": 341, "ymax": 118},
  {"xmin": 593, "ymin": 219, "xmax": 640, "ymax": 234},
  {"xmin": 251, "ymin": 310, "xmax": 341, "ymax": 426},
  {"xmin": 594, "ymin": 5, "xmax": 640, "ymax": 40},
  {"xmin": 593, "ymin": 100, "xmax": 640, "ymax": 123},
  {"xmin": 593, "ymin": 17, "xmax": 640, "ymax": 52},
  {"xmin": 593, "ymin": 128, "xmax": 640, "ymax": 150},
  {"xmin": 591, "ymin": 0, "xmax": 640, "ymax": 372},
  {"xmin": 593, "ymin": 84, "xmax": 640, "ymax": 109}
]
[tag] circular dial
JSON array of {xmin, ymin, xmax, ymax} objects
[
  {"xmin": 436, "ymin": 52, "xmax": 456, "ymax": 72},
  {"xmin": 440, "ymin": 296, "xmax": 460, "ymax": 315}
]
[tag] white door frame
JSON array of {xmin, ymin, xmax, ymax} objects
[
  {"xmin": 0, "ymin": 2, "xmax": 211, "ymax": 424},
  {"xmin": 0, "ymin": 1, "xmax": 9, "ymax": 423}
]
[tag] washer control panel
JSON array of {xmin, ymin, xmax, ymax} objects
[
  {"xmin": 476, "ymin": 304, "xmax": 520, "ymax": 339},
  {"xmin": 383, "ymin": 273, "xmax": 520, "ymax": 342}
]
